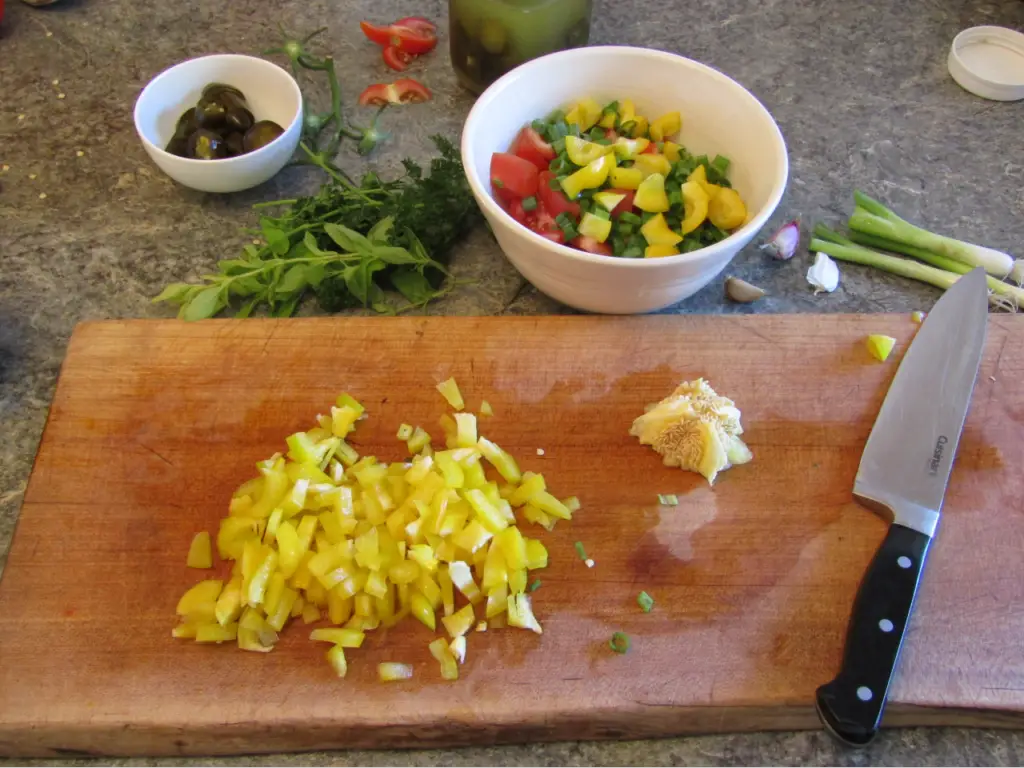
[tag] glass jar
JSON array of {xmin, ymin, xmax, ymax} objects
[{"xmin": 449, "ymin": 0, "xmax": 593, "ymax": 95}]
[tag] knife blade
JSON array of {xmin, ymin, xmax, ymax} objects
[{"xmin": 815, "ymin": 266, "xmax": 989, "ymax": 747}]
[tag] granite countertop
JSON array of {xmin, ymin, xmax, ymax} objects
[{"xmin": 1, "ymin": 0, "xmax": 1023, "ymax": 763}]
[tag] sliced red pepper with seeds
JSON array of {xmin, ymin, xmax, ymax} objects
[
  {"xmin": 358, "ymin": 79, "xmax": 433, "ymax": 107},
  {"xmin": 382, "ymin": 45, "xmax": 413, "ymax": 71},
  {"xmin": 360, "ymin": 19, "xmax": 438, "ymax": 56}
]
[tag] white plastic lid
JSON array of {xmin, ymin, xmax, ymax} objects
[{"xmin": 947, "ymin": 26, "xmax": 1024, "ymax": 101}]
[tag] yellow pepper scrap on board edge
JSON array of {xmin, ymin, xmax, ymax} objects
[{"xmin": 172, "ymin": 382, "xmax": 580, "ymax": 682}]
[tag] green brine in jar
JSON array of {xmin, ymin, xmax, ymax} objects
[{"xmin": 450, "ymin": 0, "xmax": 592, "ymax": 94}]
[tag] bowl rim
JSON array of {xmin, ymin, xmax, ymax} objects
[
  {"xmin": 461, "ymin": 45, "xmax": 789, "ymax": 268},
  {"xmin": 133, "ymin": 53, "xmax": 304, "ymax": 167}
]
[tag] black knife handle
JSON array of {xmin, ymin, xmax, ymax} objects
[{"xmin": 815, "ymin": 523, "xmax": 931, "ymax": 746}]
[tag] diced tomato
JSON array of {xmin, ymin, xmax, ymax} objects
[
  {"xmin": 508, "ymin": 199, "xmax": 528, "ymax": 226},
  {"xmin": 382, "ymin": 45, "xmax": 413, "ymax": 71},
  {"xmin": 510, "ymin": 126, "xmax": 555, "ymax": 171},
  {"xmin": 536, "ymin": 171, "xmax": 580, "ymax": 220},
  {"xmin": 490, "ymin": 152, "xmax": 539, "ymax": 204},
  {"xmin": 360, "ymin": 20, "xmax": 438, "ymax": 55},
  {"xmin": 606, "ymin": 188, "xmax": 636, "ymax": 218},
  {"xmin": 641, "ymin": 142, "xmax": 658, "ymax": 154},
  {"xmin": 572, "ymin": 236, "xmax": 613, "ymax": 256},
  {"xmin": 604, "ymin": 129, "xmax": 618, "ymax": 141},
  {"xmin": 358, "ymin": 78, "xmax": 433, "ymax": 106},
  {"xmin": 536, "ymin": 230, "xmax": 566, "ymax": 245}
]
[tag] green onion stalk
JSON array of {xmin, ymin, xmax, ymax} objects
[
  {"xmin": 811, "ymin": 225, "xmax": 1024, "ymax": 311},
  {"xmin": 848, "ymin": 191, "xmax": 1013, "ymax": 278}
]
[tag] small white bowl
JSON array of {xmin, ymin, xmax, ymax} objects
[
  {"xmin": 134, "ymin": 54, "xmax": 303, "ymax": 194},
  {"xmin": 461, "ymin": 46, "xmax": 789, "ymax": 314}
]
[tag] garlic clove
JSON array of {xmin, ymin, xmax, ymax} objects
[
  {"xmin": 807, "ymin": 252, "xmax": 840, "ymax": 294},
  {"xmin": 725, "ymin": 276, "xmax": 766, "ymax": 303},
  {"xmin": 760, "ymin": 219, "xmax": 800, "ymax": 260}
]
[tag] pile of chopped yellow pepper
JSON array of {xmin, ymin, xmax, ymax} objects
[{"xmin": 174, "ymin": 380, "xmax": 577, "ymax": 682}]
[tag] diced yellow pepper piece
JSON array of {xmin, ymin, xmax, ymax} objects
[
  {"xmin": 578, "ymin": 212, "xmax": 612, "ymax": 243},
  {"xmin": 410, "ymin": 590, "xmax": 437, "ymax": 630},
  {"xmin": 436, "ymin": 377, "xmax": 464, "ymax": 410},
  {"xmin": 438, "ymin": 567, "xmax": 455, "ymax": 616},
  {"xmin": 866, "ymin": 334, "xmax": 897, "ymax": 362},
  {"xmin": 628, "ymin": 115, "xmax": 649, "ymax": 139},
  {"xmin": 275, "ymin": 521, "xmax": 303, "ymax": 579},
  {"xmin": 441, "ymin": 603, "xmax": 476, "ymax": 638},
  {"xmin": 507, "ymin": 593, "xmax": 543, "ymax": 634},
  {"xmin": 172, "ymin": 622, "xmax": 197, "ymax": 639},
  {"xmin": 448, "ymin": 561, "xmax": 483, "ymax": 604},
  {"xmin": 594, "ymin": 191, "xmax": 626, "ymax": 212},
  {"xmin": 464, "ymin": 489, "xmax": 509, "ymax": 534},
  {"xmin": 495, "ymin": 526, "xmax": 528, "ymax": 571},
  {"xmin": 266, "ymin": 587, "xmax": 297, "ymax": 631},
  {"xmin": 195, "ymin": 622, "xmax": 238, "ymax": 643},
  {"xmin": 481, "ymin": 541, "xmax": 508, "ymax": 591},
  {"xmin": 640, "ymin": 213, "xmax": 683, "ymax": 247},
  {"xmin": 453, "ymin": 413, "xmax": 477, "ymax": 449},
  {"xmin": 565, "ymin": 97, "xmax": 602, "ymax": 131},
  {"xmin": 617, "ymin": 99, "xmax": 636, "ymax": 126},
  {"xmin": 508, "ymin": 567, "xmax": 528, "ymax": 595},
  {"xmin": 634, "ymin": 173, "xmax": 670, "ymax": 213},
  {"xmin": 326, "ymin": 644, "xmax": 348, "ymax": 677},
  {"xmin": 450, "ymin": 635, "xmax": 467, "ymax": 664},
  {"xmin": 214, "ymin": 576, "xmax": 243, "ymax": 626},
  {"xmin": 687, "ymin": 165, "xmax": 721, "ymax": 200},
  {"xmin": 522, "ymin": 504, "xmax": 554, "ymax": 530},
  {"xmin": 612, "ymin": 137, "xmax": 650, "ymax": 160},
  {"xmin": 477, "ymin": 437, "xmax": 522, "ymax": 484},
  {"xmin": 681, "ymin": 180, "xmax": 710, "ymax": 235},
  {"xmin": 649, "ymin": 111, "xmax": 682, "ymax": 142},
  {"xmin": 301, "ymin": 602, "xmax": 321, "ymax": 624},
  {"xmin": 186, "ymin": 531, "xmax": 213, "ymax": 569},
  {"xmin": 525, "ymin": 539, "xmax": 548, "ymax": 570},
  {"xmin": 378, "ymin": 662, "xmax": 413, "ymax": 682},
  {"xmin": 565, "ymin": 135, "xmax": 613, "ymax": 166},
  {"xmin": 633, "ymin": 153, "xmax": 672, "ymax": 178},
  {"xmin": 708, "ymin": 187, "xmax": 747, "ymax": 230},
  {"xmin": 429, "ymin": 637, "xmax": 460, "ymax": 681},
  {"xmin": 509, "ymin": 472, "xmax": 546, "ymax": 507},
  {"xmin": 479, "ymin": 400, "xmax": 493, "ymax": 417},
  {"xmin": 608, "ymin": 167, "xmax": 643, "ymax": 190},
  {"xmin": 486, "ymin": 583, "xmax": 508, "ymax": 619},
  {"xmin": 530, "ymin": 491, "xmax": 572, "ymax": 520},
  {"xmin": 561, "ymin": 153, "xmax": 615, "ymax": 200},
  {"xmin": 645, "ymin": 244, "xmax": 680, "ymax": 258},
  {"xmin": 310, "ymin": 628, "xmax": 365, "ymax": 647},
  {"xmin": 663, "ymin": 141, "xmax": 682, "ymax": 162},
  {"xmin": 177, "ymin": 579, "xmax": 223, "ymax": 618}
]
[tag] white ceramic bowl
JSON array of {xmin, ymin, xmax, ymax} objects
[
  {"xmin": 134, "ymin": 54, "xmax": 303, "ymax": 194},
  {"xmin": 461, "ymin": 46, "xmax": 789, "ymax": 314}
]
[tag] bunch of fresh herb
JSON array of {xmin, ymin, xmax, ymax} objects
[{"xmin": 153, "ymin": 27, "xmax": 481, "ymax": 319}]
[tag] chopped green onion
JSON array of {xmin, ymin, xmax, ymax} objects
[
  {"xmin": 667, "ymin": 188, "xmax": 683, "ymax": 207},
  {"xmin": 848, "ymin": 191, "xmax": 1012, "ymax": 277},
  {"xmin": 591, "ymin": 207, "xmax": 611, "ymax": 221},
  {"xmin": 619, "ymin": 120, "xmax": 636, "ymax": 135},
  {"xmin": 521, "ymin": 196, "xmax": 538, "ymax": 212},
  {"xmin": 551, "ymin": 137, "xmax": 566, "ymax": 154},
  {"xmin": 531, "ymin": 119, "xmax": 548, "ymax": 134},
  {"xmin": 528, "ymin": 580, "xmax": 542, "ymax": 592},
  {"xmin": 637, "ymin": 591, "xmax": 655, "ymax": 613},
  {"xmin": 657, "ymin": 494, "xmax": 679, "ymax": 506},
  {"xmin": 593, "ymin": 137, "xmax": 613, "ymax": 146},
  {"xmin": 617, "ymin": 223, "xmax": 634, "ymax": 236},
  {"xmin": 681, "ymin": 238, "xmax": 703, "ymax": 253},
  {"xmin": 602, "ymin": 100, "xmax": 619, "ymax": 113},
  {"xmin": 622, "ymin": 245, "xmax": 644, "ymax": 259},
  {"xmin": 619, "ymin": 211, "xmax": 642, "ymax": 226},
  {"xmin": 548, "ymin": 176, "xmax": 562, "ymax": 190},
  {"xmin": 609, "ymin": 632, "xmax": 631, "ymax": 654},
  {"xmin": 574, "ymin": 541, "xmax": 587, "ymax": 561}
]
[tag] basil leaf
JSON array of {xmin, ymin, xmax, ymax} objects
[
  {"xmin": 344, "ymin": 258, "xmax": 386, "ymax": 305},
  {"xmin": 235, "ymin": 298, "xmax": 260, "ymax": 319},
  {"xmin": 306, "ymin": 263, "xmax": 327, "ymax": 288},
  {"xmin": 182, "ymin": 285, "xmax": 224, "ymax": 321},
  {"xmin": 261, "ymin": 223, "xmax": 290, "ymax": 256},
  {"xmin": 371, "ymin": 246, "xmax": 421, "ymax": 265},
  {"xmin": 151, "ymin": 283, "xmax": 193, "ymax": 304},
  {"xmin": 217, "ymin": 258, "xmax": 255, "ymax": 275},
  {"xmin": 391, "ymin": 268, "xmax": 435, "ymax": 305},
  {"xmin": 367, "ymin": 216, "xmax": 394, "ymax": 245},
  {"xmin": 303, "ymin": 231, "xmax": 327, "ymax": 256},
  {"xmin": 324, "ymin": 223, "xmax": 373, "ymax": 255},
  {"xmin": 277, "ymin": 264, "xmax": 309, "ymax": 294}
]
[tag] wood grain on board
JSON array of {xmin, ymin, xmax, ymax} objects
[{"xmin": 1, "ymin": 315, "xmax": 1023, "ymax": 758}]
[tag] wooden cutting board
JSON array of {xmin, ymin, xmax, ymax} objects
[{"xmin": 2, "ymin": 315, "xmax": 1024, "ymax": 758}]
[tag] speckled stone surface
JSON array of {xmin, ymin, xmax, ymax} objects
[{"xmin": 1, "ymin": 0, "xmax": 1023, "ymax": 763}]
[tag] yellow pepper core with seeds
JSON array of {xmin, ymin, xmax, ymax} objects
[
  {"xmin": 173, "ymin": 383, "xmax": 577, "ymax": 681},
  {"xmin": 630, "ymin": 378, "xmax": 752, "ymax": 485}
]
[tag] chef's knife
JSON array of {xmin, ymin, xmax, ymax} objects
[{"xmin": 815, "ymin": 266, "xmax": 989, "ymax": 747}]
